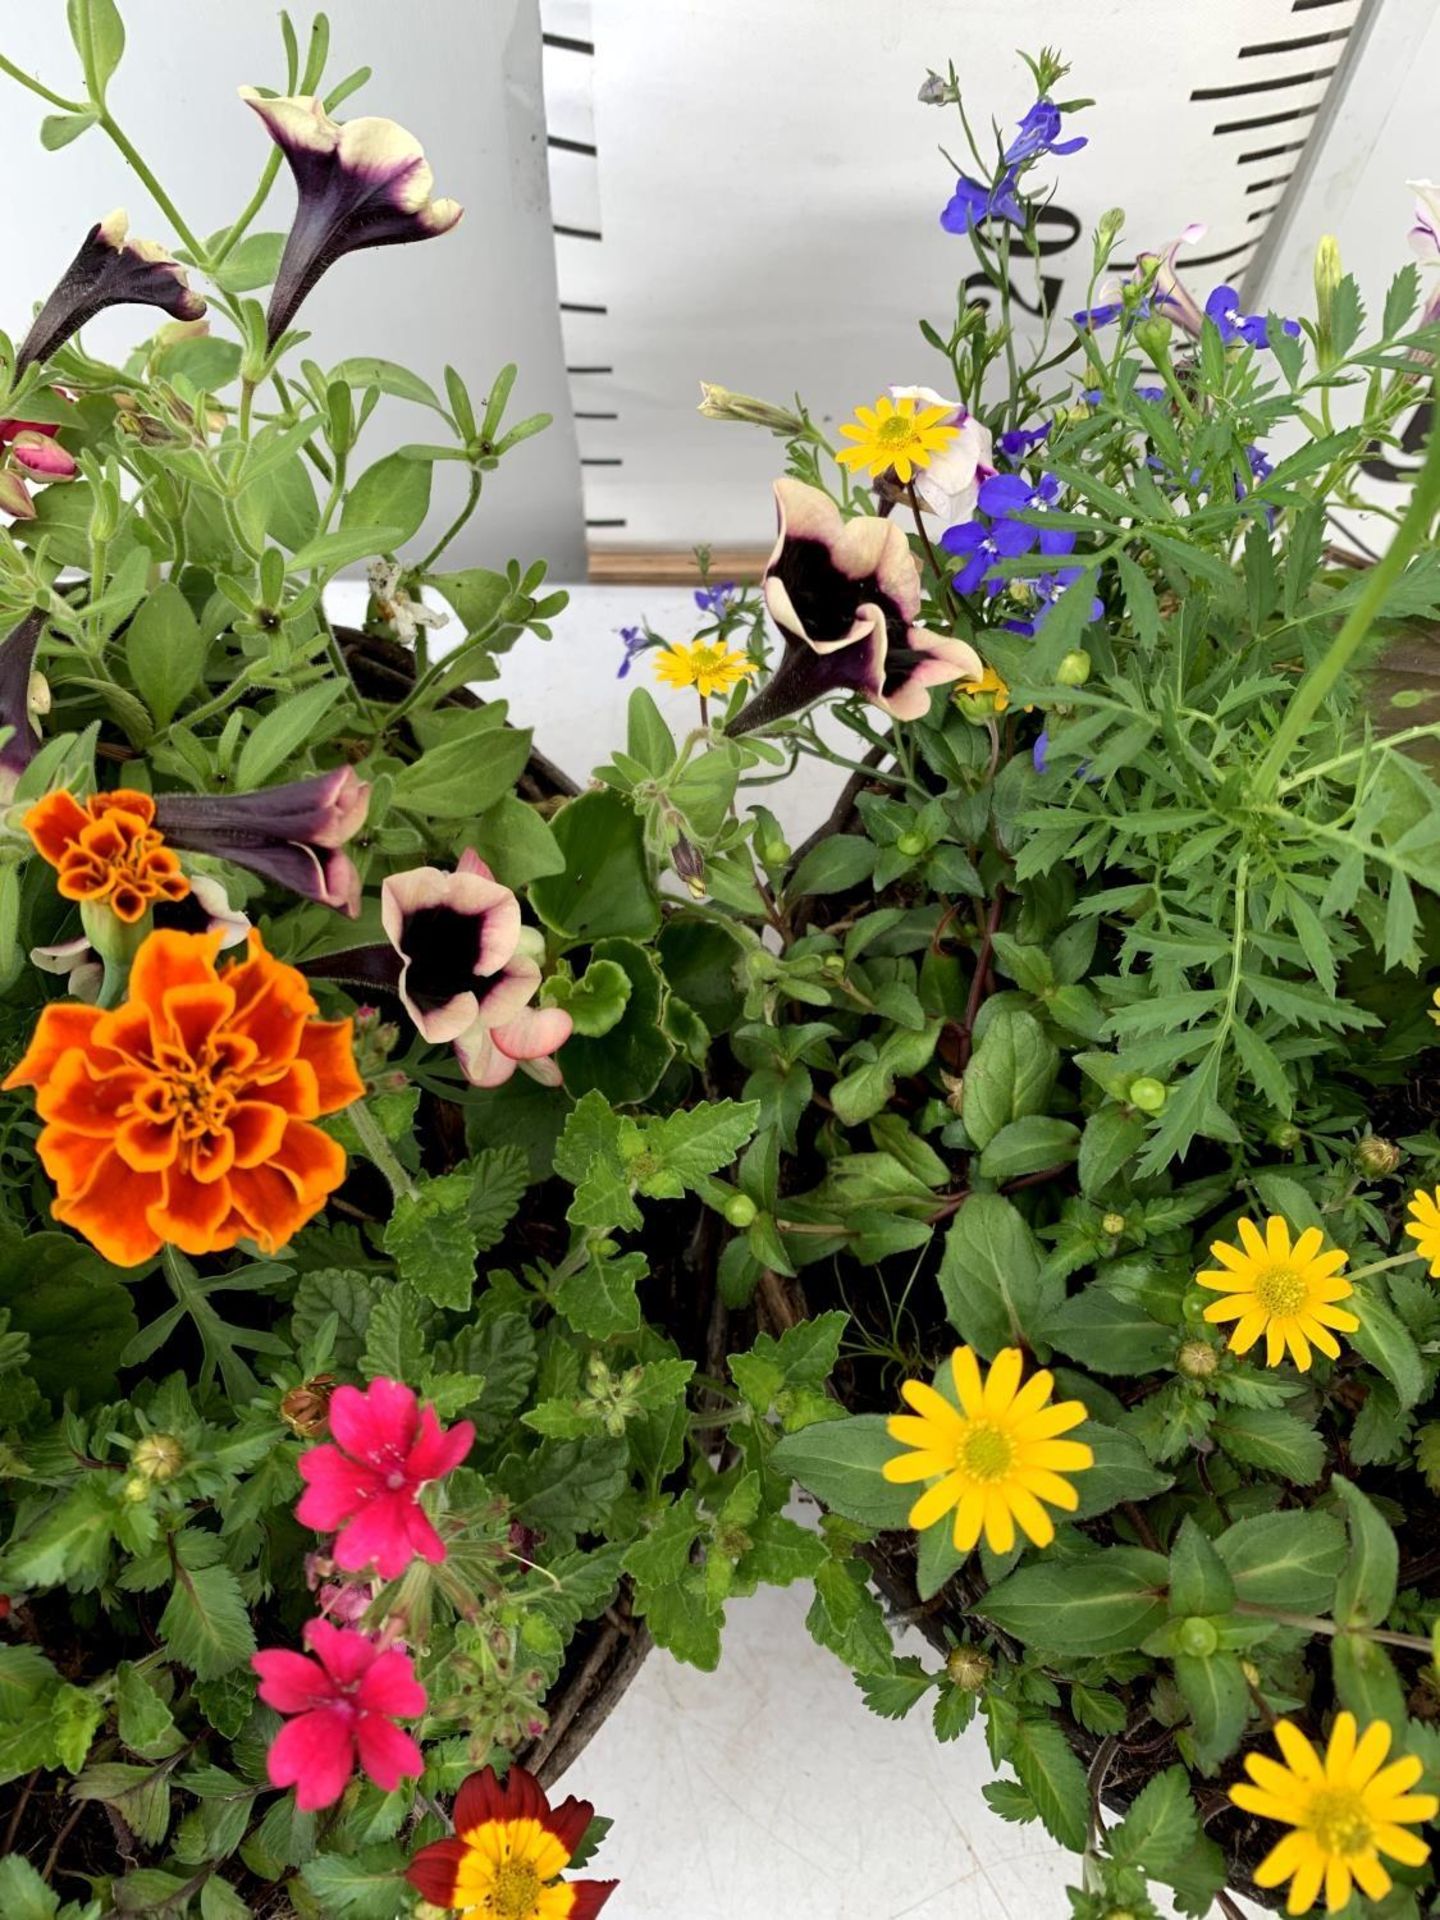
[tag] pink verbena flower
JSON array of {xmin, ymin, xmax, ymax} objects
[
  {"xmin": 296, "ymin": 1377, "xmax": 474, "ymax": 1578},
  {"xmin": 251, "ymin": 1617, "xmax": 425, "ymax": 1810}
]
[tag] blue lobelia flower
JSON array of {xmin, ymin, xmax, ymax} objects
[
  {"xmin": 616, "ymin": 625, "xmax": 649, "ymax": 679},
  {"xmin": 941, "ymin": 170, "xmax": 1026, "ymax": 234},
  {"xmin": 1032, "ymin": 728, "xmax": 1049, "ymax": 773},
  {"xmin": 693, "ymin": 582, "xmax": 739, "ymax": 618},
  {"xmin": 978, "ymin": 471, "xmax": 1076, "ymax": 559},
  {"xmin": 1001, "ymin": 567, "xmax": 1101, "ymax": 638},
  {"xmin": 1203, "ymin": 285, "xmax": 1301, "ymax": 350},
  {"xmin": 939, "ymin": 513, "xmax": 1035, "ymax": 595},
  {"xmin": 996, "ymin": 420, "xmax": 1052, "ymax": 459},
  {"xmin": 1005, "ymin": 100, "xmax": 1087, "ymax": 165}
]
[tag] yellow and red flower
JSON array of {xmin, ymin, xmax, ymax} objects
[
  {"xmin": 406, "ymin": 1765, "xmax": 616, "ymax": 1920},
  {"xmin": 26, "ymin": 788, "xmax": 190, "ymax": 925},
  {"xmin": 3, "ymin": 927, "xmax": 364, "ymax": 1267}
]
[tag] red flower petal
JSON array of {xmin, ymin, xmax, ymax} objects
[
  {"xmin": 405, "ymin": 1406, "xmax": 474, "ymax": 1482},
  {"xmin": 355, "ymin": 1647, "xmax": 427, "ymax": 1719},
  {"xmin": 545, "ymin": 1794, "xmax": 597, "ymax": 1862},
  {"xmin": 328, "ymin": 1377, "xmax": 419, "ymax": 1464},
  {"xmin": 405, "ymin": 1837, "xmax": 468, "ymax": 1904},
  {"xmin": 454, "ymin": 1764, "xmax": 549, "ymax": 1841},
  {"xmin": 266, "ymin": 1707, "xmax": 356, "ymax": 1809},
  {"xmin": 354, "ymin": 1711, "xmax": 424, "ymax": 1792},
  {"xmin": 251, "ymin": 1647, "xmax": 331, "ymax": 1714},
  {"xmin": 296, "ymin": 1445, "xmax": 381, "ymax": 1531},
  {"xmin": 568, "ymin": 1880, "xmax": 620, "ymax": 1919}
]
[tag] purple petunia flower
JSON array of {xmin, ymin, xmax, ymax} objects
[
  {"xmin": 977, "ymin": 471, "xmax": 1076, "ymax": 559},
  {"xmin": 17, "ymin": 211, "xmax": 206, "ymax": 371},
  {"xmin": 940, "ymin": 514, "xmax": 1034, "ymax": 596},
  {"xmin": 941, "ymin": 170, "xmax": 1026, "ymax": 234},
  {"xmin": 1203, "ymin": 285, "xmax": 1301, "ymax": 350},
  {"xmin": 693, "ymin": 582, "xmax": 739, "ymax": 618},
  {"xmin": 0, "ymin": 611, "xmax": 45, "ymax": 798},
  {"xmin": 1004, "ymin": 100, "xmax": 1087, "ymax": 166},
  {"xmin": 154, "ymin": 767, "xmax": 370, "ymax": 917},
  {"xmin": 240, "ymin": 90, "xmax": 462, "ymax": 344}
]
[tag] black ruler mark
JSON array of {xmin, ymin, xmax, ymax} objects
[
  {"xmin": 554, "ymin": 223, "xmax": 603, "ymax": 242},
  {"xmin": 1213, "ymin": 103, "xmax": 1319, "ymax": 134},
  {"xmin": 1245, "ymin": 175, "xmax": 1294, "ymax": 193},
  {"xmin": 543, "ymin": 32, "xmax": 594, "ymax": 53},
  {"xmin": 1193, "ymin": 66, "xmax": 1336, "ymax": 100},
  {"xmin": 548, "ymin": 134, "xmax": 598, "ymax": 156},
  {"xmin": 561, "ymin": 301, "xmax": 608, "ymax": 315},
  {"xmin": 1239, "ymin": 28, "xmax": 1349, "ymax": 56},
  {"xmin": 1237, "ymin": 138, "xmax": 1307, "ymax": 162}
]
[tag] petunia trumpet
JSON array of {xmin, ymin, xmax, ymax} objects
[
  {"xmin": 17, "ymin": 211, "xmax": 206, "ymax": 371},
  {"xmin": 153, "ymin": 767, "xmax": 370, "ymax": 917},
  {"xmin": 240, "ymin": 90, "xmax": 463, "ymax": 343},
  {"xmin": 252, "ymin": 1618, "xmax": 425, "ymax": 1812},
  {"xmin": 0, "ymin": 611, "xmax": 46, "ymax": 796},
  {"xmin": 726, "ymin": 478, "xmax": 983, "ymax": 737}
]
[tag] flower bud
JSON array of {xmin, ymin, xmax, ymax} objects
[
  {"xmin": 122, "ymin": 1474, "xmax": 150, "ymax": 1503},
  {"xmin": 1133, "ymin": 313, "xmax": 1173, "ymax": 366},
  {"xmin": 1267, "ymin": 1120, "xmax": 1301, "ymax": 1151},
  {"xmin": 896, "ymin": 830, "xmax": 928, "ymax": 857},
  {"xmin": 696, "ymin": 383, "xmax": 805, "ymax": 435},
  {"xmin": 1176, "ymin": 1339, "xmax": 1219, "ymax": 1380},
  {"xmin": 1094, "ymin": 207, "xmax": 1126, "ymax": 261},
  {"xmin": 941, "ymin": 1070, "xmax": 965, "ymax": 1117},
  {"xmin": 724, "ymin": 1191, "xmax": 758, "ymax": 1229},
  {"xmin": 1241, "ymin": 1659, "xmax": 1261, "ymax": 1686},
  {"xmin": 1128, "ymin": 1076, "xmax": 1167, "ymax": 1113},
  {"xmin": 280, "ymin": 1375, "xmax": 335, "ymax": 1438},
  {"xmin": 918, "ymin": 72, "xmax": 951, "ymax": 106},
  {"xmin": 1355, "ymin": 1133, "xmax": 1401, "ymax": 1178},
  {"xmin": 1056, "ymin": 649, "xmax": 1091, "ymax": 688},
  {"xmin": 1176, "ymin": 1616, "xmax": 1219, "ymax": 1658},
  {"xmin": 132, "ymin": 1433, "xmax": 185, "ymax": 1482},
  {"xmin": 672, "ymin": 834, "xmax": 707, "ymax": 900},
  {"xmin": 945, "ymin": 1646, "xmax": 992, "ymax": 1692},
  {"xmin": 1100, "ymin": 1211, "xmax": 1127, "ymax": 1237},
  {"xmin": 1314, "ymin": 235, "xmax": 1342, "ymax": 324}
]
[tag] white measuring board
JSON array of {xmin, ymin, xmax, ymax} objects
[{"xmin": 539, "ymin": 0, "xmax": 1388, "ymax": 553}]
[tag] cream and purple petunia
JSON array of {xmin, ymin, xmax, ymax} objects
[
  {"xmin": 17, "ymin": 210, "xmax": 206, "ymax": 371},
  {"xmin": 153, "ymin": 766, "xmax": 371, "ymax": 917},
  {"xmin": 726, "ymin": 478, "xmax": 984, "ymax": 737},
  {"xmin": 240, "ymin": 90, "xmax": 463, "ymax": 342}
]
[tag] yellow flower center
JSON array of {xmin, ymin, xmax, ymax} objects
[
  {"xmin": 491, "ymin": 1859, "xmax": 542, "ymax": 1920},
  {"xmin": 958, "ymin": 1422, "xmax": 1015, "ymax": 1481},
  {"xmin": 1252, "ymin": 1265, "xmax": 1308, "ymax": 1316},
  {"xmin": 877, "ymin": 413, "xmax": 919, "ymax": 447},
  {"xmin": 1307, "ymin": 1788, "xmax": 1373, "ymax": 1857}
]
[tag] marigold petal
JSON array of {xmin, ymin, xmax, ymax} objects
[
  {"xmin": 37, "ymin": 1055, "xmax": 145, "ymax": 1137},
  {"xmin": 456, "ymin": 1765, "xmax": 550, "ymax": 1841},
  {"xmin": 296, "ymin": 1017, "xmax": 364, "ymax": 1113},
  {"xmin": 130, "ymin": 928, "xmax": 225, "ymax": 1008},
  {"xmin": 224, "ymin": 1161, "xmax": 319, "ymax": 1252},
  {"xmin": 146, "ymin": 1164, "xmax": 234, "ymax": 1254},
  {"xmin": 3, "ymin": 1002, "xmax": 105, "ymax": 1089},
  {"xmin": 271, "ymin": 1117, "xmax": 347, "ymax": 1204},
  {"xmin": 113, "ymin": 1115, "xmax": 180, "ymax": 1173},
  {"xmin": 53, "ymin": 1150, "xmax": 164, "ymax": 1266},
  {"xmin": 228, "ymin": 1100, "xmax": 289, "ymax": 1168},
  {"xmin": 38, "ymin": 1126, "xmax": 111, "ymax": 1196},
  {"xmin": 542, "ymin": 1792, "xmax": 595, "ymax": 1863}
]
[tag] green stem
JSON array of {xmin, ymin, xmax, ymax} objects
[
  {"xmin": 416, "ymin": 469, "xmax": 482, "ymax": 574},
  {"xmin": 97, "ymin": 112, "xmax": 208, "ymax": 263},
  {"xmin": 1276, "ymin": 721, "xmax": 1440, "ymax": 794},
  {"xmin": 210, "ymin": 152, "xmax": 283, "ymax": 268},
  {"xmin": 0, "ymin": 52, "xmax": 84, "ymax": 111},
  {"xmin": 346, "ymin": 1098, "xmax": 417, "ymax": 1203},
  {"xmin": 1345, "ymin": 1249, "xmax": 1423, "ymax": 1285},
  {"xmin": 1254, "ymin": 385, "xmax": 1440, "ymax": 796},
  {"xmin": 1233, "ymin": 1603, "xmax": 1432, "ymax": 1655}
]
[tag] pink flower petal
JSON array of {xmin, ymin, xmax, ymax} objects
[
  {"xmin": 327, "ymin": 1378, "xmax": 418, "ymax": 1464},
  {"xmin": 303, "ymin": 1616, "xmax": 378, "ymax": 1687},
  {"xmin": 251, "ymin": 1647, "xmax": 332, "ymax": 1714},
  {"xmin": 354, "ymin": 1712, "xmax": 424, "ymax": 1792},
  {"xmin": 295, "ymin": 1445, "xmax": 382, "ymax": 1530},
  {"xmin": 405, "ymin": 1407, "xmax": 474, "ymax": 1482},
  {"xmin": 491, "ymin": 1006, "xmax": 574, "ymax": 1063},
  {"xmin": 355, "ymin": 1647, "xmax": 427, "ymax": 1718},
  {"xmin": 266, "ymin": 1707, "xmax": 357, "ymax": 1809},
  {"xmin": 333, "ymin": 1489, "xmax": 429, "ymax": 1579}
]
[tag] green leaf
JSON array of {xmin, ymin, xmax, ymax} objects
[
  {"xmin": 977, "ymin": 1114, "xmax": 1080, "ymax": 1181},
  {"xmin": 1043, "ymin": 1286, "xmax": 1171, "ymax": 1374},
  {"xmin": 469, "ymin": 792, "xmax": 564, "ymax": 887},
  {"xmin": 340, "ymin": 451, "xmax": 433, "ymax": 547},
  {"xmin": 2, "ymin": 1480, "xmax": 115, "ymax": 1591},
  {"xmin": 1070, "ymin": 1423, "xmax": 1172, "ymax": 1519},
  {"xmin": 291, "ymin": 1267, "xmax": 384, "ymax": 1368},
  {"xmin": 556, "ymin": 938, "xmax": 673, "ymax": 1106},
  {"xmin": 769, "ymin": 1415, "xmax": 915, "ymax": 1530},
  {"xmin": 1214, "ymin": 1510, "xmax": 1346, "ymax": 1612},
  {"xmin": 0, "ymin": 1232, "xmax": 137, "ymax": 1404},
  {"xmin": 1009, "ymin": 1716, "xmax": 1090, "ymax": 1851},
  {"xmin": 0, "ymin": 1854, "xmax": 59, "ymax": 1920},
  {"xmin": 1350, "ymin": 1285, "xmax": 1426, "ymax": 1408},
  {"xmin": 961, "ymin": 1009, "xmax": 1058, "ymax": 1148},
  {"xmin": 980, "ymin": 1550, "xmax": 1169, "ymax": 1653},
  {"xmin": 1330, "ymin": 1475, "xmax": 1398, "ymax": 1629},
  {"xmin": 467, "ymin": 1146, "xmax": 529, "ymax": 1252},
  {"xmin": 210, "ymin": 230, "xmax": 285, "ymax": 294},
  {"xmin": 1169, "ymin": 1517, "xmax": 1235, "ymax": 1617},
  {"xmin": 159, "ymin": 1564, "xmax": 257, "ymax": 1680},
  {"xmin": 383, "ymin": 1173, "xmax": 478, "ymax": 1311},
  {"xmin": 857, "ymin": 1658, "xmax": 937, "ymax": 1721},
  {"xmin": 235, "ymin": 680, "xmax": 343, "ymax": 788},
  {"xmin": 531, "ymin": 790, "xmax": 661, "ymax": 943},
  {"xmin": 788, "ymin": 835, "xmax": 877, "ymax": 896},
  {"xmin": 1331, "ymin": 1631, "xmax": 1407, "ymax": 1733},
  {"xmin": 1173, "ymin": 1651, "xmax": 1250, "ymax": 1770},
  {"xmin": 498, "ymin": 1437, "xmax": 627, "ymax": 1551},
  {"xmin": 551, "ymin": 1249, "xmax": 645, "ymax": 1339},
  {"xmin": 40, "ymin": 106, "xmax": 99, "ymax": 149},
  {"xmin": 49, "ymin": 1682, "xmax": 102, "ymax": 1773},
  {"xmin": 543, "ymin": 956, "xmax": 631, "ymax": 1037},
  {"xmin": 1109, "ymin": 1766, "xmax": 1201, "ymax": 1875},
  {"xmin": 330, "ymin": 357, "xmax": 446, "ymax": 413},
  {"xmin": 298, "ymin": 1847, "xmax": 412, "ymax": 1918},
  {"xmin": 390, "ymin": 721, "xmax": 532, "ymax": 819},
  {"xmin": 286, "ymin": 524, "xmax": 404, "ymax": 576},
  {"xmin": 126, "ymin": 580, "xmax": 207, "ymax": 726},
  {"xmin": 806, "ymin": 1557, "xmax": 894, "ymax": 1675},
  {"xmin": 1212, "ymin": 1405, "xmax": 1324, "ymax": 1485},
  {"xmin": 630, "ymin": 1100, "xmax": 759, "ymax": 1199},
  {"xmin": 68, "ymin": 0, "xmax": 125, "ymax": 93},
  {"xmin": 730, "ymin": 1311, "xmax": 847, "ymax": 1420},
  {"xmin": 937, "ymin": 1195, "xmax": 1057, "ymax": 1357},
  {"xmin": 1078, "ymin": 1106, "xmax": 1146, "ymax": 1196},
  {"xmin": 361, "ymin": 1282, "xmax": 429, "ymax": 1385},
  {"xmin": 115, "ymin": 1661, "xmax": 184, "ymax": 1761}
]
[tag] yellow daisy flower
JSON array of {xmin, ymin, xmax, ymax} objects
[
  {"xmin": 1405, "ymin": 1186, "xmax": 1440, "ymax": 1275},
  {"xmin": 836, "ymin": 392, "xmax": 959, "ymax": 485},
  {"xmin": 882, "ymin": 1345, "xmax": 1092, "ymax": 1555},
  {"xmin": 651, "ymin": 638, "xmax": 757, "ymax": 699},
  {"xmin": 953, "ymin": 663, "xmax": 1010, "ymax": 715},
  {"xmin": 1429, "ymin": 986, "xmax": 1440, "ymax": 1028},
  {"xmin": 1230, "ymin": 1712, "xmax": 1437, "ymax": 1915},
  {"xmin": 1197, "ymin": 1215, "xmax": 1357, "ymax": 1371}
]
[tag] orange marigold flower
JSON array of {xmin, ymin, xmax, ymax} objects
[
  {"xmin": 26, "ymin": 788, "xmax": 189, "ymax": 924},
  {"xmin": 3, "ymin": 927, "xmax": 364, "ymax": 1267}
]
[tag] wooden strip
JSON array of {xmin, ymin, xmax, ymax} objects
[{"xmin": 588, "ymin": 545, "xmax": 773, "ymax": 584}]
